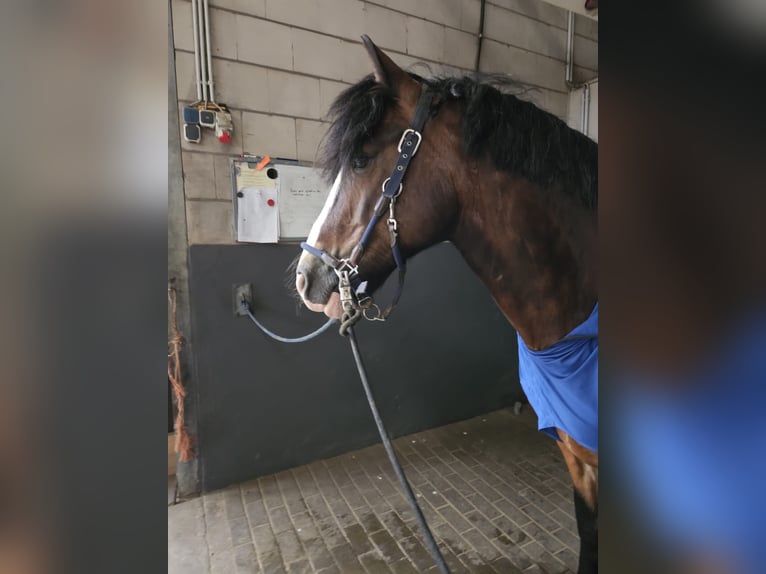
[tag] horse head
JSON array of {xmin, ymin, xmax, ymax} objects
[{"xmin": 295, "ymin": 37, "xmax": 461, "ymax": 318}]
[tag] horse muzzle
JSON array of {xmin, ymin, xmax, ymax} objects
[{"xmin": 295, "ymin": 256, "xmax": 342, "ymax": 318}]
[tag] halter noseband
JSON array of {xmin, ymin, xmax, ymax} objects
[{"xmin": 301, "ymin": 86, "xmax": 434, "ymax": 329}]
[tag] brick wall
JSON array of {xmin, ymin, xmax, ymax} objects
[{"xmin": 171, "ymin": 0, "xmax": 597, "ymax": 245}]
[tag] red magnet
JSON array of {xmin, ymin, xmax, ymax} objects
[{"xmin": 267, "ymin": 199, "xmax": 275, "ymax": 206}]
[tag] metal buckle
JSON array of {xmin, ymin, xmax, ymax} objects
[
  {"xmin": 397, "ymin": 128, "xmax": 422, "ymax": 156},
  {"xmin": 338, "ymin": 270, "xmax": 354, "ymax": 312},
  {"xmin": 381, "ymin": 177, "xmax": 403, "ymax": 198}
]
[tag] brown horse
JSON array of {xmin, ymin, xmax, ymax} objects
[{"xmin": 296, "ymin": 37, "xmax": 598, "ymax": 573}]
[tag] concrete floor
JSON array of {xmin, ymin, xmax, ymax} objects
[{"xmin": 168, "ymin": 407, "xmax": 580, "ymax": 574}]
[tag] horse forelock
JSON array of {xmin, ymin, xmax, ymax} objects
[{"xmin": 317, "ymin": 75, "xmax": 397, "ymax": 184}]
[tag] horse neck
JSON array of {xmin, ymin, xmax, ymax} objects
[{"xmin": 450, "ymin": 168, "xmax": 597, "ymax": 350}]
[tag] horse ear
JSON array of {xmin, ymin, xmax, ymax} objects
[{"xmin": 361, "ymin": 35, "xmax": 411, "ymax": 90}]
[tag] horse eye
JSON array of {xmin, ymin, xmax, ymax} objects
[{"xmin": 351, "ymin": 156, "xmax": 370, "ymax": 172}]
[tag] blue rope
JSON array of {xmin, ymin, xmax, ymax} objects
[{"xmin": 241, "ymin": 300, "xmax": 336, "ymax": 343}]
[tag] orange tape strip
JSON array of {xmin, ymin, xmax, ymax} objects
[{"xmin": 255, "ymin": 155, "xmax": 271, "ymax": 171}]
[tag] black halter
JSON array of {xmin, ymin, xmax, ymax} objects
[{"xmin": 301, "ymin": 86, "xmax": 434, "ymax": 325}]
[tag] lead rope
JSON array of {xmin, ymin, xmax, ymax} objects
[
  {"xmin": 346, "ymin": 325, "xmax": 450, "ymax": 574},
  {"xmin": 243, "ymin": 297, "xmax": 449, "ymax": 573},
  {"xmin": 241, "ymin": 299, "xmax": 336, "ymax": 343}
]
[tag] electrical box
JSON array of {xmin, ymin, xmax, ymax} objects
[
  {"xmin": 183, "ymin": 123, "xmax": 201, "ymax": 143},
  {"xmin": 199, "ymin": 109, "xmax": 216, "ymax": 128}
]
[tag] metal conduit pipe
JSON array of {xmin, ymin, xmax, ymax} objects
[
  {"xmin": 202, "ymin": 0, "xmax": 216, "ymax": 103},
  {"xmin": 565, "ymin": 11, "xmax": 574, "ymax": 86},
  {"xmin": 191, "ymin": 0, "xmax": 202, "ymax": 101},
  {"xmin": 581, "ymin": 81, "xmax": 591, "ymax": 137},
  {"xmin": 474, "ymin": 0, "xmax": 486, "ymax": 72},
  {"xmin": 197, "ymin": 0, "xmax": 209, "ymax": 101},
  {"xmin": 566, "ymin": 11, "xmax": 593, "ymax": 138}
]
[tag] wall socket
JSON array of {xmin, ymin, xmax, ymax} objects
[{"xmin": 232, "ymin": 283, "xmax": 253, "ymax": 316}]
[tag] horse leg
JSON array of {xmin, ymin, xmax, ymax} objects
[
  {"xmin": 573, "ymin": 484, "xmax": 598, "ymax": 574},
  {"xmin": 556, "ymin": 430, "xmax": 598, "ymax": 574}
]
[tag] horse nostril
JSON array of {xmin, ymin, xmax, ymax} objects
[{"xmin": 296, "ymin": 272, "xmax": 307, "ymax": 295}]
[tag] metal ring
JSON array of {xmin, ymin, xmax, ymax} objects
[
  {"xmin": 363, "ymin": 304, "xmax": 386, "ymax": 322},
  {"xmin": 381, "ymin": 177, "xmax": 403, "ymax": 197},
  {"xmin": 333, "ymin": 259, "xmax": 358, "ymax": 277}
]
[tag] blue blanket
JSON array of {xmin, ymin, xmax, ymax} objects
[{"xmin": 517, "ymin": 303, "xmax": 598, "ymax": 452}]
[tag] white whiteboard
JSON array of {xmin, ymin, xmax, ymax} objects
[
  {"xmin": 231, "ymin": 159, "xmax": 328, "ymax": 242},
  {"xmin": 273, "ymin": 164, "xmax": 329, "ymax": 240}
]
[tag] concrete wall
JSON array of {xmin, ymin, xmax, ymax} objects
[{"xmin": 170, "ymin": 0, "xmax": 598, "ymax": 245}]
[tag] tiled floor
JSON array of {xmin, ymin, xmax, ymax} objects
[{"xmin": 168, "ymin": 407, "xmax": 579, "ymax": 573}]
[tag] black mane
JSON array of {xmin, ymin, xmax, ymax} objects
[{"xmin": 319, "ymin": 74, "xmax": 597, "ymax": 210}]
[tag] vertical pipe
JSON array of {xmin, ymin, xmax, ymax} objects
[
  {"xmin": 190, "ymin": 0, "xmax": 202, "ymax": 102},
  {"xmin": 474, "ymin": 0, "xmax": 486, "ymax": 72},
  {"xmin": 203, "ymin": 0, "xmax": 216, "ymax": 103},
  {"xmin": 197, "ymin": 0, "xmax": 208, "ymax": 102},
  {"xmin": 582, "ymin": 82, "xmax": 591, "ymax": 137},
  {"xmin": 565, "ymin": 11, "xmax": 574, "ymax": 85}
]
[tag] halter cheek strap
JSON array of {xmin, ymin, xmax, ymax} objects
[{"xmin": 301, "ymin": 87, "xmax": 434, "ymax": 323}]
